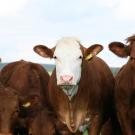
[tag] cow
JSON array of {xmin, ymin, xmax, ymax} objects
[
  {"xmin": 0, "ymin": 81, "xmax": 18, "ymax": 135},
  {"xmin": 33, "ymin": 37, "xmax": 116, "ymax": 135},
  {"xmin": 108, "ymin": 34, "xmax": 135, "ymax": 135},
  {"xmin": 0, "ymin": 60, "xmax": 54, "ymax": 135}
]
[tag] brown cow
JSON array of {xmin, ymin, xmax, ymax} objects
[
  {"xmin": 34, "ymin": 37, "xmax": 116, "ymax": 135},
  {"xmin": 0, "ymin": 60, "xmax": 54, "ymax": 135},
  {"xmin": 109, "ymin": 34, "xmax": 135, "ymax": 135},
  {"xmin": 0, "ymin": 81, "xmax": 18, "ymax": 135}
]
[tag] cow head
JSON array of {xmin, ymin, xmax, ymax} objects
[
  {"xmin": 34, "ymin": 37, "xmax": 103, "ymax": 98},
  {"xmin": 109, "ymin": 35, "xmax": 135, "ymax": 59},
  {"xmin": 0, "ymin": 83, "xmax": 19, "ymax": 135}
]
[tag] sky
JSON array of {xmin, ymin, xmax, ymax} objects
[{"xmin": 0, "ymin": 0, "xmax": 134, "ymax": 67}]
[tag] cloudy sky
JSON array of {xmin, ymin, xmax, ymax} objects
[{"xmin": 0, "ymin": 0, "xmax": 134, "ymax": 67}]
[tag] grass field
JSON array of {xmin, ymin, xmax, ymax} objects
[{"xmin": 83, "ymin": 129, "xmax": 88, "ymax": 135}]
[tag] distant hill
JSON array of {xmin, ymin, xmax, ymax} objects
[
  {"xmin": 42, "ymin": 64, "xmax": 55, "ymax": 72},
  {"xmin": 0, "ymin": 63, "xmax": 55, "ymax": 72},
  {"xmin": 111, "ymin": 67, "xmax": 120, "ymax": 76},
  {"xmin": 0, "ymin": 63, "xmax": 119, "ymax": 76},
  {"xmin": 0, "ymin": 63, "xmax": 7, "ymax": 69}
]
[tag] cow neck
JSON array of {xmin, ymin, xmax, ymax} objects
[
  {"xmin": 63, "ymin": 92, "xmax": 90, "ymax": 133},
  {"xmin": 68, "ymin": 100, "xmax": 75, "ymax": 131},
  {"xmin": 61, "ymin": 88, "xmax": 77, "ymax": 129},
  {"xmin": 52, "ymin": 69, "xmax": 90, "ymax": 133},
  {"xmin": 60, "ymin": 86, "xmax": 90, "ymax": 133}
]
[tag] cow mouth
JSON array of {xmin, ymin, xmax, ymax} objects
[
  {"xmin": 60, "ymin": 85, "xmax": 74, "ymax": 90},
  {"xmin": 59, "ymin": 85, "xmax": 78, "ymax": 100}
]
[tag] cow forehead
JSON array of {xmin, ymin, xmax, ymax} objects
[{"xmin": 54, "ymin": 37, "xmax": 82, "ymax": 57}]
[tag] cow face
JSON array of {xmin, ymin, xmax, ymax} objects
[
  {"xmin": 0, "ymin": 84, "xmax": 19, "ymax": 135},
  {"xmin": 109, "ymin": 35, "xmax": 135, "ymax": 59},
  {"xmin": 34, "ymin": 37, "xmax": 103, "ymax": 98},
  {"xmin": 54, "ymin": 38, "xmax": 83, "ymax": 86}
]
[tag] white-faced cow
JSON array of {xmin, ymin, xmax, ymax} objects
[
  {"xmin": 109, "ymin": 35, "xmax": 135, "ymax": 135},
  {"xmin": 34, "ymin": 37, "xmax": 117, "ymax": 135}
]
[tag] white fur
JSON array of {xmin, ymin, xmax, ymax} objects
[
  {"xmin": 79, "ymin": 117, "xmax": 91, "ymax": 132},
  {"xmin": 54, "ymin": 37, "xmax": 83, "ymax": 87}
]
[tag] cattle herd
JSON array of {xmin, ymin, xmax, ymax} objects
[{"xmin": 0, "ymin": 35, "xmax": 134, "ymax": 135}]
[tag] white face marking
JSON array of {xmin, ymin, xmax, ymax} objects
[{"xmin": 54, "ymin": 37, "xmax": 83, "ymax": 86}]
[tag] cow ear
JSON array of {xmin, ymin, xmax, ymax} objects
[
  {"xmin": 33, "ymin": 45, "xmax": 54, "ymax": 58},
  {"xmin": 109, "ymin": 42, "xmax": 129, "ymax": 58},
  {"xmin": 85, "ymin": 44, "xmax": 103, "ymax": 61}
]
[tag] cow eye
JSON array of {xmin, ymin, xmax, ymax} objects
[
  {"xmin": 53, "ymin": 56, "xmax": 57, "ymax": 59},
  {"xmin": 79, "ymin": 56, "xmax": 83, "ymax": 59}
]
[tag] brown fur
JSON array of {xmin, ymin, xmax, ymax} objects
[
  {"xmin": 0, "ymin": 81, "xmax": 18, "ymax": 135},
  {"xmin": 114, "ymin": 60, "xmax": 135, "ymax": 135},
  {"xmin": 0, "ymin": 60, "xmax": 54, "ymax": 135},
  {"xmin": 0, "ymin": 60, "xmax": 50, "ymax": 106},
  {"xmin": 29, "ymin": 108, "xmax": 55, "ymax": 135},
  {"xmin": 108, "ymin": 35, "xmax": 135, "ymax": 135}
]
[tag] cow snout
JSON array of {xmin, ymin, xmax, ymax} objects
[{"xmin": 60, "ymin": 75, "xmax": 73, "ymax": 84}]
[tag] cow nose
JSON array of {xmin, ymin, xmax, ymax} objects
[{"xmin": 60, "ymin": 75, "xmax": 73, "ymax": 83}]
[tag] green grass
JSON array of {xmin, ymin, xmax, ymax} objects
[{"xmin": 83, "ymin": 129, "xmax": 88, "ymax": 135}]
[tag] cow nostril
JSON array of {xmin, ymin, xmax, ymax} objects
[
  {"xmin": 60, "ymin": 75, "xmax": 73, "ymax": 82},
  {"xmin": 69, "ymin": 76, "xmax": 73, "ymax": 81}
]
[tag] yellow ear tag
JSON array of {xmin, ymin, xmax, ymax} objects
[
  {"xmin": 85, "ymin": 53, "xmax": 93, "ymax": 61},
  {"xmin": 22, "ymin": 102, "xmax": 31, "ymax": 108}
]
